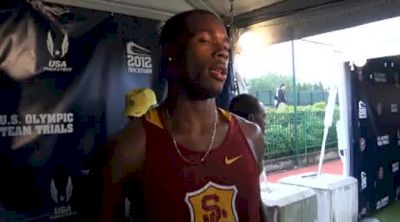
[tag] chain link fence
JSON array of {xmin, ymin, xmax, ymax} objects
[{"xmin": 264, "ymin": 108, "xmax": 339, "ymax": 160}]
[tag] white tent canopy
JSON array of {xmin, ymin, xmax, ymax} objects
[{"xmin": 44, "ymin": 0, "xmax": 400, "ymax": 44}]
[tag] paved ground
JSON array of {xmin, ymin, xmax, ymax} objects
[
  {"xmin": 265, "ymin": 159, "xmax": 343, "ymax": 183},
  {"xmin": 263, "ymin": 159, "xmax": 400, "ymax": 221}
]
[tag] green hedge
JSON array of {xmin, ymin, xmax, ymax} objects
[{"xmin": 265, "ymin": 102, "xmax": 339, "ymax": 159}]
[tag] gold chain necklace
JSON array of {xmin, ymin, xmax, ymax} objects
[{"xmin": 166, "ymin": 110, "xmax": 217, "ymax": 164}]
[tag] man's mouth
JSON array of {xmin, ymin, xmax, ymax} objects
[{"xmin": 209, "ymin": 66, "xmax": 227, "ymax": 81}]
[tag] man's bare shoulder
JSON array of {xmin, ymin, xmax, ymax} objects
[
  {"xmin": 231, "ymin": 113, "xmax": 265, "ymax": 173},
  {"xmin": 103, "ymin": 118, "xmax": 146, "ymax": 181},
  {"xmin": 231, "ymin": 113, "xmax": 262, "ymax": 138},
  {"xmin": 109, "ymin": 118, "xmax": 145, "ymax": 148}
]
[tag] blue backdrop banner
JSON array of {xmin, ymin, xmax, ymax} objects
[{"xmin": 0, "ymin": 1, "xmax": 160, "ymax": 221}]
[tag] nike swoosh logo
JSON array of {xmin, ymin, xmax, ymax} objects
[{"xmin": 225, "ymin": 155, "xmax": 242, "ymax": 165}]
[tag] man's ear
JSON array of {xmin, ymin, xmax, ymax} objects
[
  {"xmin": 163, "ymin": 39, "xmax": 187, "ymax": 61},
  {"xmin": 162, "ymin": 44, "xmax": 178, "ymax": 62},
  {"xmin": 161, "ymin": 44, "xmax": 181, "ymax": 80},
  {"xmin": 248, "ymin": 113, "xmax": 255, "ymax": 122}
]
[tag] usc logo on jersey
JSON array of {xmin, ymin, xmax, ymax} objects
[{"xmin": 185, "ymin": 181, "xmax": 238, "ymax": 222}]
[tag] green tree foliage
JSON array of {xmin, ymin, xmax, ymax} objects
[
  {"xmin": 247, "ymin": 73, "xmax": 325, "ymax": 93},
  {"xmin": 247, "ymin": 73, "xmax": 292, "ymax": 93}
]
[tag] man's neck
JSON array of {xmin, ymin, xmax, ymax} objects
[{"xmin": 164, "ymin": 95, "xmax": 218, "ymax": 134}]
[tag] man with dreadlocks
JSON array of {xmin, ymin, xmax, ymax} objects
[{"xmin": 96, "ymin": 10, "xmax": 266, "ymax": 222}]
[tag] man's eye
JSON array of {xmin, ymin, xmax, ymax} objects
[{"xmin": 199, "ymin": 39, "xmax": 211, "ymax": 44}]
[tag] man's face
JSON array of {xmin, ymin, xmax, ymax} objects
[
  {"xmin": 250, "ymin": 102, "xmax": 266, "ymax": 134},
  {"xmin": 177, "ymin": 14, "xmax": 230, "ymax": 100},
  {"xmin": 359, "ymin": 137, "xmax": 366, "ymax": 152}
]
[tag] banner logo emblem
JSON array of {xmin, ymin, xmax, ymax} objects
[
  {"xmin": 358, "ymin": 101, "xmax": 367, "ymax": 119},
  {"xmin": 49, "ymin": 176, "xmax": 77, "ymax": 220},
  {"xmin": 47, "ymin": 31, "xmax": 69, "ymax": 59},
  {"xmin": 126, "ymin": 42, "xmax": 152, "ymax": 74},
  {"xmin": 361, "ymin": 171, "xmax": 367, "ymax": 190},
  {"xmin": 377, "ymin": 135, "xmax": 389, "ymax": 147},
  {"xmin": 44, "ymin": 31, "xmax": 72, "ymax": 72}
]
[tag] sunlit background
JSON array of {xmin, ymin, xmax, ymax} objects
[{"xmin": 235, "ymin": 16, "xmax": 400, "ymax": 87}]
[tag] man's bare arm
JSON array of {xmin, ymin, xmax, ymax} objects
[
  {"xmin": 235, "ymin": 116, "xmax": 265, "ymax": 174},
  {"xmin": 235, "ymin": 116, "xmax": 268, "ymax": 222},
  {"xmin": 92, "ymin": 119, "xmax": 146, "ymax": 222}
]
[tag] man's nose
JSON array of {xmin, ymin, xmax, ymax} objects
[
  {"xmin": 215, "ymin": 49, "xmax": 229, "ymax": 60},
  {"xmin": 213, "ymin": 40, "xmax": 229, "ymax": 60}
]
